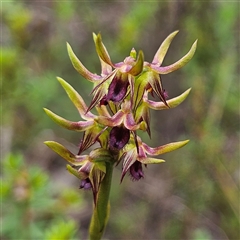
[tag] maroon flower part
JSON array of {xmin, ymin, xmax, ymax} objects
[
  {"xmin": 105, "ymin": 73, "xmax": 129, "ymax": 103},
  {"xmin": 129, "ymin": 161, "xmax": 144, "ymax": 181},
  {"xmin": 87, "ymin": 34, "xmax": 144, "ymax": 110},
  {"xmin": 109, "ymin": 126, "xmax": 130, "ymax": 150},
  {"xmin": 80, "ymin": 178, "xmax": 92, "ymax": 190}
]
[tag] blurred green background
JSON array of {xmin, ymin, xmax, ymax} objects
[{"xmin": 1, "ymin": 1, "xmax": 239, "ymax": 239}]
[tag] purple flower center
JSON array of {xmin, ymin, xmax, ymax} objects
[
  {"xmin": 79, "ymin": 178, "xmax": 92, "ymax": 190},
  {"xmin": 109, "ymin": 126, "xmax": 130, "ymax": 150},
  {"xmin": 106, "ymin": 74, "xmax": 129, "ymax": 102},
  {"xmin": 129, "ymin": 161, "xmax": 144, "ymax": 181}
]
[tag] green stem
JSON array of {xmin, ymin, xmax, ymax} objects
[{"xmin": 89, "ymin": 162, "xmax": 113, "ymax": 240}]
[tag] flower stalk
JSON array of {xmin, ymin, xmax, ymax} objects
[
  {"xmin": 44, "ymin": 31, "xmax": 197, "ymax": 239},
  {"xmin": 89, "ymin": 162, "xmax": 113, "ymax": 240}
]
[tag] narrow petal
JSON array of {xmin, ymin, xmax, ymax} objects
[
  {"xmin": 135, "ymin": 103, "xmax": 151, "ymax": 137},
  {"xmin": 152, "ymin": 30, "xmax": 179, "ymax": 65},
  {"xmin": 132, "ymin": 73, "xmax": 148, "ymax": 111},
  {"xmin": 78, "ymin": 127, "xmax": 103, "ymax": 154},
  {"xmin": 96, "ymin": 110, "xmax": 124, "ymax": 127},
  {"xmin": 151, "ymin": 40, "xmax": 198, "ymax": 74},
  {"xmin": 143, "ymin": 140, "xmax": 190, "ymax": 156},
  {"xmin": 128, "ymin": 50, "xmax": 144, "ymax": 76},
  {"xmin": 57, "ymin": 77, "xmax": 95, "ymax": 119},
  {"xmin": 145, "ymin": 88, "xmax": 191, "ymax": 110},
  {"xmin": 44, "ymin": 108, "xmax": 94, "ymax": 131},
  {"xmin": 139, "ymin": 157, "xmax": 165, "ymax": 164},
  {"xmin": 67, "ymin": 42, "xmax": 102, "ymax": 82},
  {"xmin": 145, "ymin": 71, "xmax": 168, "ymax": 106},
  {"xmin": 66, "ymin": 164, "xmax": 87, "ymax": 180},
  {"xmin": 87, "ymin": 85, "xmax": 108, "ymax": 112},
  {"xmin": 44, "ymin": 141, "xmax": 88, "ymax": 165},
  {"xmin": 120, "ymin": 149, "xmax": 137, "ymax": 182},
  {"xmin": 124, "ymin": 113, "xmax": 141, "ymax": 131},
  {"xmin": 93, "ymin": 33, "xmax": 113, "ymax": 66},
  {"xmin": 128, "ymin": 75, "xmax": 134, "ymax": 108}
]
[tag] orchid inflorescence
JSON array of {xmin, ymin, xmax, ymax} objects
[{"xmin": 44, "ymin": 31, "xmax": 197, "ymax": 202}]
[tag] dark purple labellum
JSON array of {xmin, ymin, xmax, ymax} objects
[
  {"xmin": 100, "ymin": 95, "xmax": 108, "ymax": 105},
  {"xmin": 106, "ymin": 74, "xmax": 129, "ymax": 102},
  {"xmin": 79, "ymin": 178, "xmax": 92, "ymax": 190},
  {"xmin": 130, "ymin": 161, "xmax": 144, "ymax": 181},
  {"xmin": 109, "ymin": 126, "xmax": 130, "ymax": 150}
]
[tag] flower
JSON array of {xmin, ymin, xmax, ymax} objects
[
  {"xmin": 90, "ymin": 34, "xmax": 145, "ymax": 111},
  {"xmin": 44, "ymin": 77, "xmax": 108, "ymax": 153},
  {"xmin": 120, "ymin": 136, "xmax": 189, "ymax": 182},
  {"xmin": 44, "ymin": 30, "xmax": 197, "ymax": 188},
  {"xmin": 44, "ymin": 141, "xmax": 113, "ymax": 204}
]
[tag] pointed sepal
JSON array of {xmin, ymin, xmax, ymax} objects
[
  {"xmin": 67, "ymin": 42, "xmax": 102, "ymax": 82},
  {"xmin": 93, "ymin": 33, "xmax": 113, "ymax": 66},
  {"xmin": 128, "ymin": 50, "xmax": 144, "ymax": 76},
  {"xmin": 145, "ymin": 88, "xmax": 191, "ymax": 110},
  {"xmin": 143, "ymin": 140, "xmax": 190, "ymax": 156},
  {"xmin": 43, "ymin": 108, "xmax": 94, "ymax": 131},
  {"xmin": 44, "ymin": 141, "xmax": 89, "ymax": 165},
  {"xmin": 151, "ymin": 40, "xmax": 198, "ymax": 74},
  {"xmin": 57, "ymin": 77, "xmax": 94, "ymax": 119},
  {"xmin": 152, "ymin": 30, "xmax": 179, "ymax": 65}
]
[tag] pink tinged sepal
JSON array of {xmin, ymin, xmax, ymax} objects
[
  {"xmin": 150, "ymin": 39, "xmax": 198, "ymax": 74},
  {"xmin": 145, "ymin": 88, "xmax": 191, "ymax": 110},
  {"xmin": 152, "ymin": 30, "xmax": 179, "ymax": 65},
  {"xmin": 93, "ymin": 33, "xmax": 113, "ymax": 66},
  {"xmin": 44, "ymin": 141, "xmax": 89, "ymax": 165},
  {"xmin": 43, "ymin": 108, "xmax": 94, "ymax": 131},
  {"xmin": 67, "ymin": 42, "xmax": 102, "ymax": 82},
  {"xmin": 143, "ymin": 139, "xmax": 190, "ymax": 156},
  {"xmin": 57, "ymin": 77, "xmax": 95, "ymax": 120}
]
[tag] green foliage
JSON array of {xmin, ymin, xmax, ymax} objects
[
  {"xmin": 1, "ymin": 153, "xmax": 82, "ymax": 240},
  {"xmin": 2, "ymin": 1, "xmax": 239, "ymax": 239}
]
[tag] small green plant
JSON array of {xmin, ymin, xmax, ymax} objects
[
  {"xmin": 1, "ymin": 153, "xmax": 81, "ymax": 239},
  {"xmin": 44, "ymin": 31, "xmax": 197, "ymax": 239}
]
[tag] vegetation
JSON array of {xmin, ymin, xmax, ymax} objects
[{"xmin": 1, "ymin": 1, "xmax": 239, "ymax": 239}]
